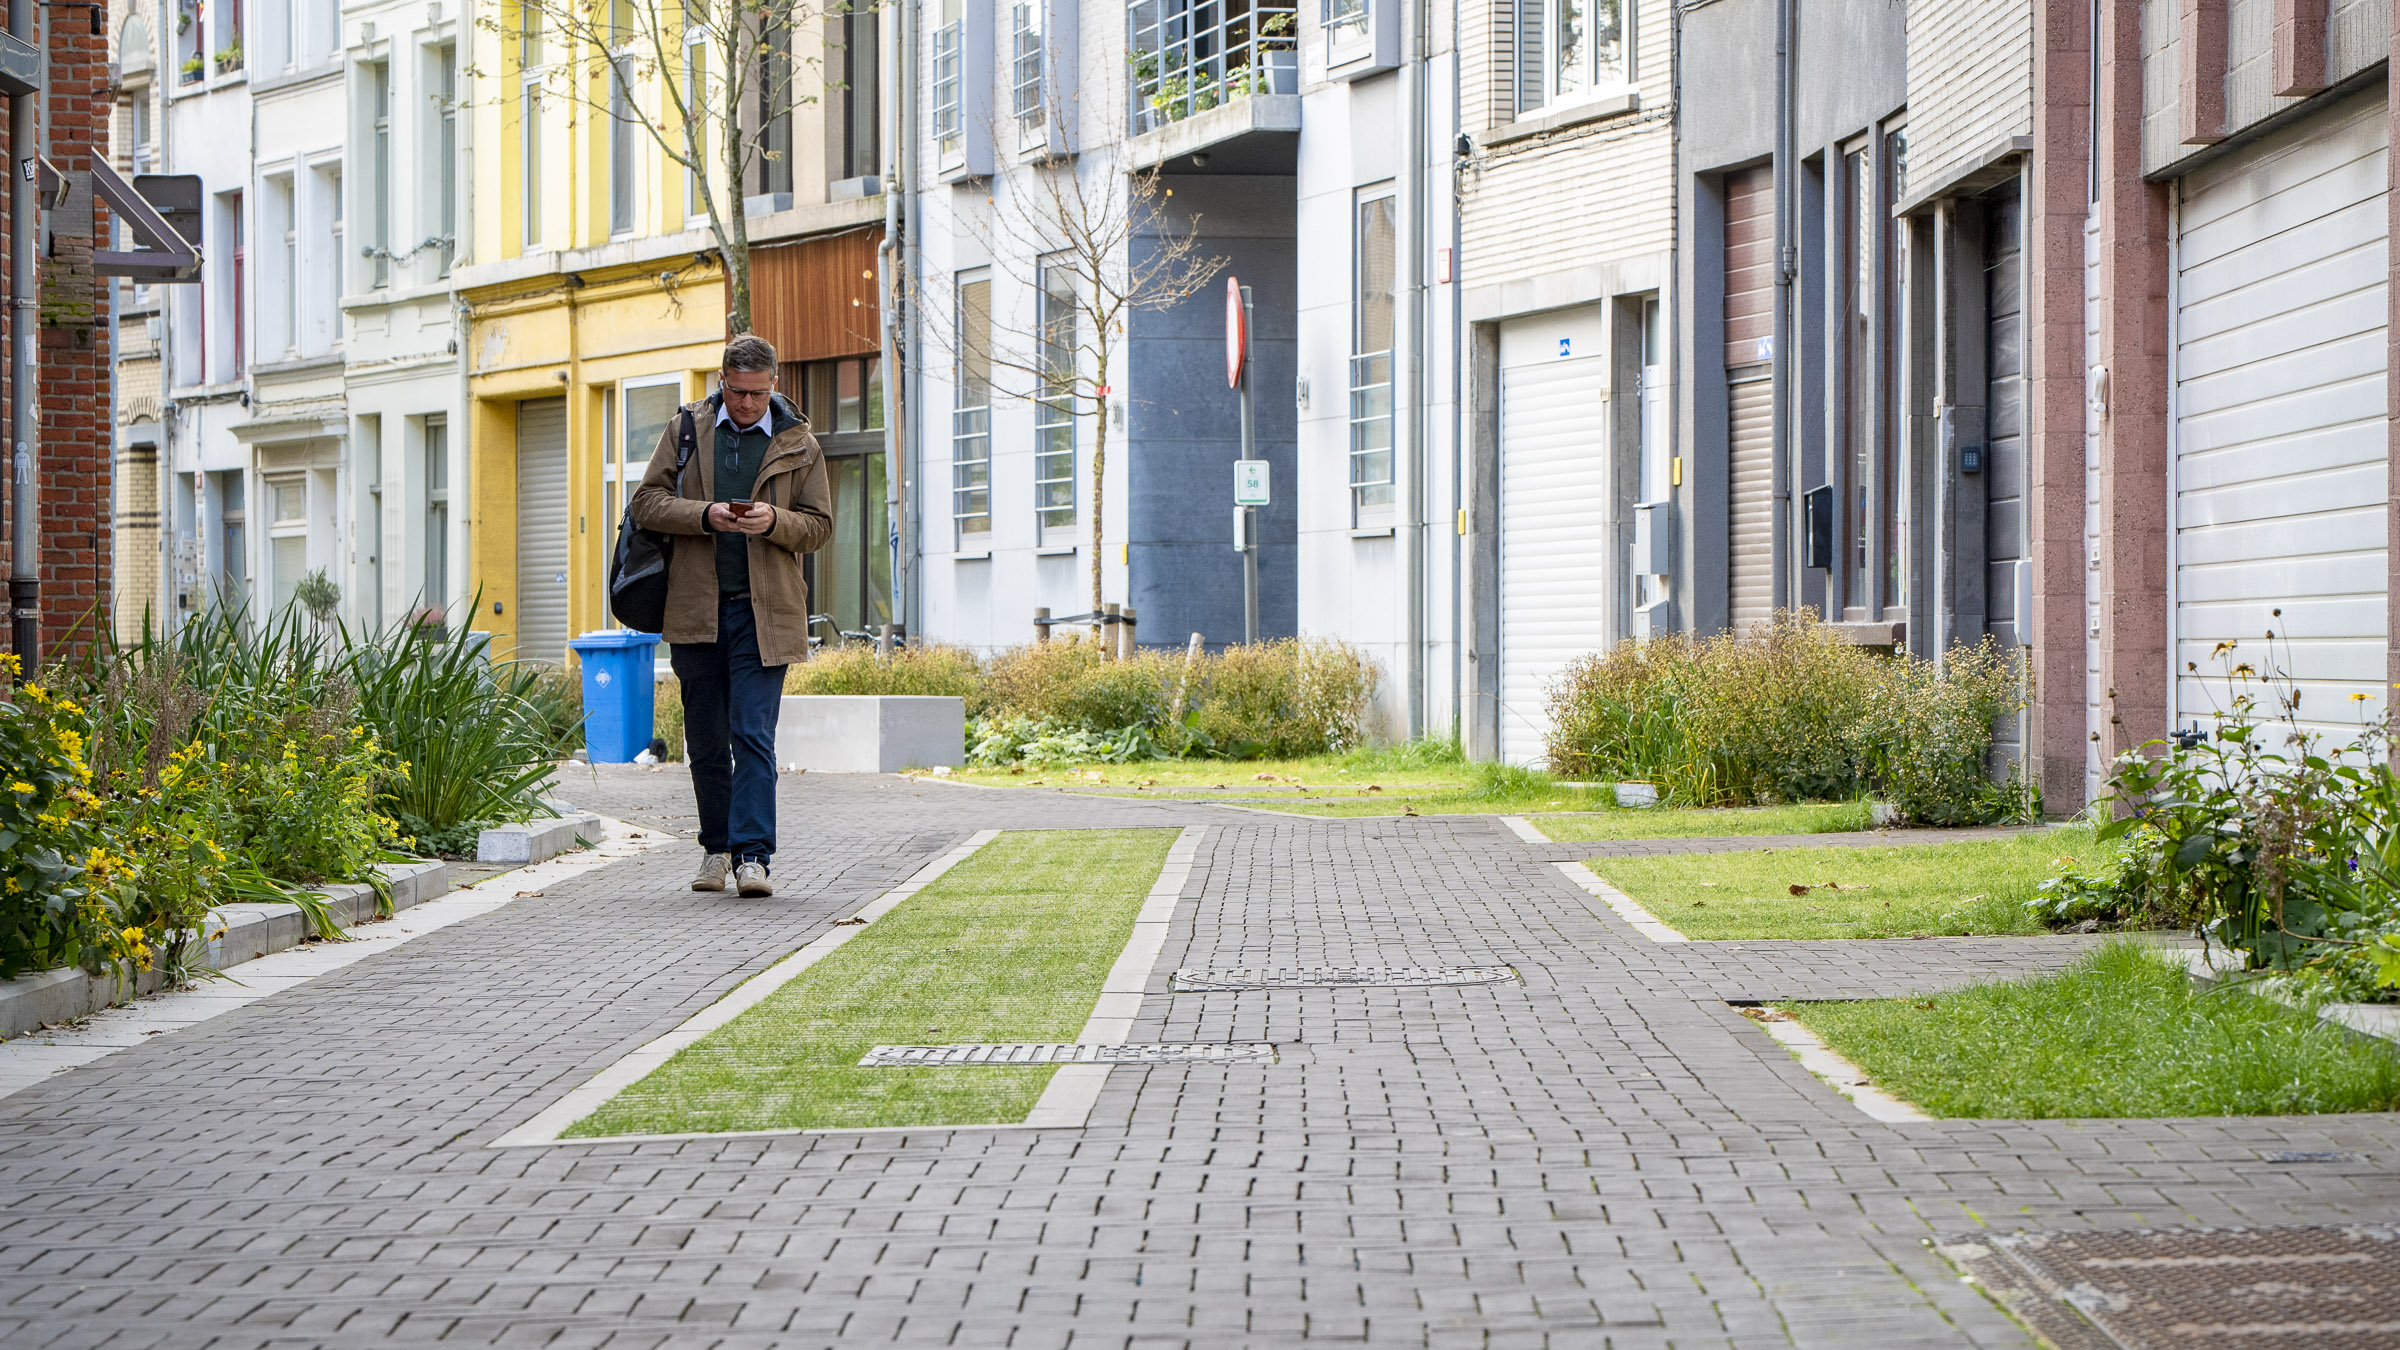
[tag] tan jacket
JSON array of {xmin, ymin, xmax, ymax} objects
[{"xmin": 630, "ymin": 395, "xmax": 834, "ymax": 667}]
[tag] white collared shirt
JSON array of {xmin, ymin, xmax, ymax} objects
[{"xmin": 715, "ymin": 399, "xmax": 770, "ymax": 435}]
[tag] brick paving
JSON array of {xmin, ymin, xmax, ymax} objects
[{"xmin": 3, "ymin": 769, "xmax": 2398, "ymax": 1348}]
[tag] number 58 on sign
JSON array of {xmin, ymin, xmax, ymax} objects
[{"xmin": 1233, "ymin": 459, "xmax": 1270, "ymax": 506}]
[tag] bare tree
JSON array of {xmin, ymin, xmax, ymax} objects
[
  {"xmin": 474, "ymin": 0, "xmax": 855, "ymax": 333},
  {"xmin": 930, "ymin": 153, "xmax": 1225, "ymax": 619}
]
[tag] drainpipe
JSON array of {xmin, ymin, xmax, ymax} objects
[
  {"xmin": 7, "ymin": 0, "xmax": 38, "ymax": 666},
  {"xmin": 1400, "ymin": 0, "xmax": 1430, "ymax": 735},
  {"xmin": 879, "ymin": 0, "xmax": 909, "ymax": 639},
  {"xmin": 1771, "ymin": 0, "xmax": 1797, "ymax": 616},
  {"xmin": 1447, "ymin": 0, "xmax": 1463, "ymax": 740}
]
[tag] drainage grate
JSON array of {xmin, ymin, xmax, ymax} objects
[
  {"xmin": 859, "ymin": 1042, "xmax": 1277, "ymax": 1067},
  {"xmin": 2265, "ymin": 1151, "xmax": 2360, "ymax": 1163},
  {"xmin": 1944, "ymin": 1226, "xmax": 2400, "ymax": 1350},
  {"xmin": 1170, "ymin": 966, "xmax": 1517, "ymax": 991}
]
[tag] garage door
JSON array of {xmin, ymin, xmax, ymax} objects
[
  {"xmin": 1723, "ymin": 164, "xmax": 1776, "ymax": 632},
  {"xmin": 2173, "ymin": 89, "xmax": 2388, "ymax": 742},
  {"xmin": 515, "ymin": 397, "xmax": 571, "ymax": 666},
  {"xmin": 1498, "ymin": 308, "xmax": 1610, "ymax": 767}
]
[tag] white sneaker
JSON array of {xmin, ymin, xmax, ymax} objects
[
  {"xmin": 692, "ymin": 854, "xmax": 733, "ymax": 892},
  {"xmin": 734, "ymin": 860, "xmax": 773, "ymax": 897}
]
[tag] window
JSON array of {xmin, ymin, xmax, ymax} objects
[
  {"xmin": 423, "ymin": 416, "xmax": 449, "ymax": 615},
  {"xmin": 1010, "ymin": 3, "xmax": 1043, "ymax": 145},
  {"xmin": 1035, "ymin": 260, "xmax": 1076, "ymax": 534},
  {"xmin": 1882, "ymin": 129, "xmax": 1909, "ymax": 613},
  {"xmin": 1129, "ymin": 0, "xmax": 1297, "ymax": 133},
  {"xmin": 931, "ymin": 0, "xmax": 963, "ymax": 162},
  {"xmin": 178, "ymin": 0, "xmax": 203, "ymax": 83},
  {"xmin": 837, "ymin": 0, "xmax": 880, "ymax": 181},
  {"xmin": 751, "ymin": 9, "xmax": 793, "ymax": 199},
  {"xmin": 309, "ymin": 164, "xmax": 341, "ymax": 352},
  {"xmin": 256, "ymin": 174, "xmax": 292, "ymax": 357},
  {"xmin": 267, "ymin": 476, "xmax": 308, "ymax": 616},
  {"xmin": 953, "ymin": 274, "xmax": 993, "ymax": 540},
  {"xmin": 366, "ymin": 61, "xmax": 391, "ymax": 288},
  {"xmin": 223, "ymin": 190, "xmax": 244, "ymax": 379},
  {"xmin": 520, "ymin": 6, "xmax": 544, "ymax": 250},
  {"xmin": 213, "ymin": 471, "xmax": 247, "ymax": 609},
  {"xmin": 683, "ymin": 29, "xmax": 706, "ymax": 219},
  {"xmin": 609, "ymin": 378, "xmax": 683, "ymax": 567},
  {"xmin": 608, "ymin": 2, "xmax": 637, "ymax": 235},
  {"xmin": 793, "ymin": 356, "xmax": 884, "ymax": 432},
  {"xmin": 1513, "ymin": 0, "xmax": 1629, "ymax": 117},
  {"xmin": 362, "ymin": 414, "xmax": 385, "ymax": 630},
  {"xmin": 1350, "ymin": 191, "xmax": 1397, "ymax": 515},
  {"xmin": 129, "ymin": 85, "xmax": 152, "ymax": 173},
  {"xmin": 431, "ymin": 46, "xmax": 457, "ymax": 275},
  {"xmin": 1326, "ymin": 0, "xmax": 1368, "ymax": 45}
]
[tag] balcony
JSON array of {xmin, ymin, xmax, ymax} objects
[{"xmin": 1125, "ymin": 0, "xmax": 1300, "ymax": 174}]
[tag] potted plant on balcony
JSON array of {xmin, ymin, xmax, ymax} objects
[
  {"xmin": 1260, "ymin": 12, "xmax": 1299, "ymax": 94},
  {"xmin": 212, "ymin": 35, "xmax": 241, "ymax": 73}
]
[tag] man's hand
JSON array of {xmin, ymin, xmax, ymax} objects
[{"xmin": 707, "ymin": 501, "xmax": 776, "ymax": 535}]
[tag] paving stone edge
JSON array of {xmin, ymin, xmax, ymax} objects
[{"xmin": 0, "ymin": 857, "xmax": 450, "ymax": 1040}]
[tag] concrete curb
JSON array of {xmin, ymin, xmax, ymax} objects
[
  {"xmin": 477, "ymin": 813, "xmax": 602, "ymax": 864},
  {"xmin": 0, "ymin": 858, "xmax": 449, "ymax": 1041}
]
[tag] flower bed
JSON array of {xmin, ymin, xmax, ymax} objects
[
  {"xmin": 1544, "ymin": 612, "xmax": 2028, "ymax": 825},
  {"xmin": 0, "ymin": 608, "xmax": 564, "ymax": 986},
  {"xmin": 785, "ymin": 636, "xmax": 1379, "ymax": 766}
]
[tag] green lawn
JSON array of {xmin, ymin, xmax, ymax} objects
[
  {"xmin": 1791, "ymin": 942, "xmax": 2400, "ymax": 1117},
  {"xmin": 1587, "ymin": 828, "xmax": 2103, "ymax": 940},
  {"xmin": 1532, "ymin": 801, "xmax": 1875, "ymax": 841},
  {"xmin": 565, "ymin": 828, "xmax": 1174, "ymax": 1137}
]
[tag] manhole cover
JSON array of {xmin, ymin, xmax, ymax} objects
[
  {"xmin": 1944, "ymin": 1226, "xmax": 2400, "ymax": 1350},
  {"xmin": 1170, "ymin": 966, "xmax": 1517, "ymax": 991},
  {"xmin": 859, "ymin": 1043, "xmax": 1276, "ymax": 1067}
]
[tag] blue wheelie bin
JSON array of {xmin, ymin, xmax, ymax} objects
[{"xmin": 569, "ymin": 630, "xmax": 662, "ymax": 762}]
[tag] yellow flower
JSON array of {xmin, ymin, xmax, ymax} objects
[
  {"xmin": 7, "ymin": 781, "xmax": 30, "ymax": 794},
  {"xmin": 120, "ymin": 926, "xmax": 144, "ymax": 946}
]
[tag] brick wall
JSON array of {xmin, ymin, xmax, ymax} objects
[{"xmin": 0, "ymin": 16, "xmax": 115, "ymax": 661}]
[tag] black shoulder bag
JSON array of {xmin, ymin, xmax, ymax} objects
[{"xmin": 606, "ymin": 408, "xmax": 700, "ymax": 633}]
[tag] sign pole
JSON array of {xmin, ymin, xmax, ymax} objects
[{"xmin": 1238, "ymin": 285, "xmax": 1258, "ymax": 646}]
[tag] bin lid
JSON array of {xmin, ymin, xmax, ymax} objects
[{"xmin": 568, "ymin": 629, "xmax": 662, "ymax": 651}]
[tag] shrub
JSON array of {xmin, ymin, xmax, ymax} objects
[
  {"xmin": 1544, "ymin": 613, "xmax": 2025, "ymax": 822},
  {"xmin": 654, "ymin": 677, "xmax": 687, "ymax": 761},
  {"xmin": 1188, "ymin": 639, "xmax": 1378, "ymax": 758},
  {"xmin": 0, "ymin": 659, "xmax": 99, "ymax": 978},
  {"xmin": 785, "ymin": 643, "xmax": 988, "ymax": 712},
  {"xmin": 525, "ymin": 669, "xmax": 585, "ymax": 757},
  {"xmin": 344, "ymin": 617, "xmax": 560, "ymax": 834},
  {"xmin": 1856, "ymin": 639, "xmax": 2028, "ymax": 825},
  {"xmin": 2088, "ymin": 630, "xmax": 2400, "ymax": 978}
]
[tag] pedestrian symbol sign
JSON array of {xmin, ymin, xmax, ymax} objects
[{"xmin": 1234, "ymin": 459, "xmax": 1270, "ymax": 506}]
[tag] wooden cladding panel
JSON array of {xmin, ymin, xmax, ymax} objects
[
  {"xmin": 1723, "ymin": 166, "xmax": 1776, "ymax": 368},
  {"xmin": 747, "ymin": 226, "xmax": 885, "ymax": 364}
]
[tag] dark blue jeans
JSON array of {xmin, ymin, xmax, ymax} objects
[{"xmin": 670, "ymin": 598, "xmax": 788, "ymax": 865}]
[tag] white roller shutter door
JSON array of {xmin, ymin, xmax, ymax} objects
[
  {"xmin": 1498, "ymin": 310, "xmax": 1610, "ymax": 767},
  {"xmin": 2173, "ymin": 90, "xmax": 2388, "ymax": 741},
  {"xmin": 515, "ymin": 397, "xmax": 571, "ymax": 667},
  {"xmin": 1726, "ymin": 375, "xmax": 1775, "ymax": 630}
]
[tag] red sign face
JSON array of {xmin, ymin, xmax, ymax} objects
[{"xmin": 1225, "ymin": 276, "xmax": 1246, "ymax": 388}]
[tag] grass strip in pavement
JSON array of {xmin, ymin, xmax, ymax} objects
[
  {"xmin": 1586, "ymin": 828, "xmax": 2103, "ymax": 939},
  {"xmin": 1530, "ymin": 801, "xmax": 1874, "ymax": 840},
  {"xmin": 565, "ymin": 828, "xmax": 1175, "ymax": 1137},
  {"xmin": 1790, "ymin": 942, "xmax": 2400, "ymax": 1118}
]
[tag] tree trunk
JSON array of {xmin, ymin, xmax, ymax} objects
[{"xmin": 1088, "ymin": 350, "xmax": 1109, "ymax": 626}]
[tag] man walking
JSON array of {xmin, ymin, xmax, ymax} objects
[{"xmin": 632, "ymin": 335, "xmax": 832, "ymax": 897}]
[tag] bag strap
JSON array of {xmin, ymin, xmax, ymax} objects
[{"xmin": 673, "ymin": 409, "xmax": 697, "ymax": 493}]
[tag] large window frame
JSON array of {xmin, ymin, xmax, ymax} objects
[
  {"xmin": 1350, "ymin": 188, "xmax": 1397, "ymax": 522},
  {"xmin": 429, "ymin": 43, "xmax": 457, "ymax": 276},
  {"xmin": 1513, "ymin": 0, "xmax": 1632, "ymax": 119},
  {"xmin": 365, "ymin": 58, "xmax": 391, "ymax": 289},
  {"xmin": 519, "ymin": 7, "xmax": 545, "ymax": 252},
  {"xmin": 605, "ymin": 375, "xmax": 689, "ymax": 575},
  {"xmin": 607, "ymin": 3, "xmax": 639, "ymax": 238},
  {"xmin": 422, "ymin": 414, "xmax": 450, "ymax": 618},
  {"xmin": 1034, "ymin": 258, "xmax": 1077, "ymax": 539},
  {"xmin": 952, "ymin": 272, "xmax": 994, "ymax": 543}
]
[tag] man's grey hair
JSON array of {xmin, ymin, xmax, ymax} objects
[{"xmin": 722, "ymin": 333, "xmax": 778, "ymax": 374}]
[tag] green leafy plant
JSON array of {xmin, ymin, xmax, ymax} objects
[
  {"xmin": 1545, "ymin": 613, "xmax": 2026, "ymax": 822},
  {"xmin": 785, "ymin": 643, "xmax": 987, "ymax": 710},
  {"xmin": 291, "ymin": 569, "xmax": 341, "ymax": 626},
  {"xmin": 2094, "ymin": 627, "xmax": 2398, "ymax": 974}
]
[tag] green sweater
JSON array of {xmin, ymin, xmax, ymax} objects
[{"xmin": 713, "ymin": 418, "xmax": 772, "ymax": 598}]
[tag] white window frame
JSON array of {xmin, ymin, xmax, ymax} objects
[
  {"xmin": 1034, "ymin": 257, "xmax": 1077, "ymax": 539},
  {"xmin": 265, "ymin": 473, "xmax": 311, "ymax": 616},
  {"xmin": 260, "ymin": 168, "xmax": 297, "ymax": 358},
  {"xmin": 683, "ymin": 26, "xmax": 708, "ymax": 225},
  {"xmin": 1516, "ymin": 0, "xmax": 1632, "ymax": 119},
  {"xmin": 421, "ymin": 413, "xmax": 450, "ymax": 618},
  {"xmin": 427, "ymin": 43, "xmax": 458, "ymax": 277},
  {"xmin": 1350, "ymin": 187, "xmax": 1397, "ymax": 522},
  {"xmin": 952, "ymin": 271, "xmax": 993, "ymax": 543},
  {"xmin": 931, "ymin": 7, "xmax": 963, "ymax": 163}
]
